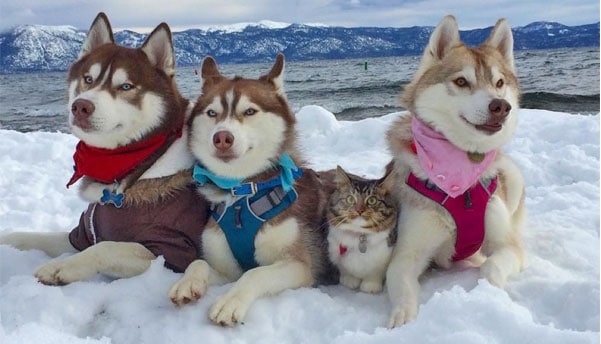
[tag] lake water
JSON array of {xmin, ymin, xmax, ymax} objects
[{"xmin": 0, "ymin": 47, "xmax": 598, "ymax": 133}]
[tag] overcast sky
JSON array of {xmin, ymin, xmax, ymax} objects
[{"xmin": 0, "ymin": 0, "xmax": 598, "ymax": 33}]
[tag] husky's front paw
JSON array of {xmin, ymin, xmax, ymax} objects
[
  {"xmin": 209, "ymin": 291, "xmax": 251, "ymax": 326},
  {"xmin": 387, "ymin": 302, "xmax": 418, "ymax": 328},
  {"xmin": 480, "ymin": 260, "xmax": 507, "ymax": 288},
  {"xmin": 169, "ymin": 260, "xmax": 210, "ymax": 306},
  {"xmin": 169, "ymin": 274, "xmax": 208, "ymax": 306},
  {"xmin": 35, "ymin": 257, "xmax": 97, "ymax": 285}
]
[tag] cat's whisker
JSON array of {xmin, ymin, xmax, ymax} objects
[{"xmin": 329, "ymin": 215, "xmax": 350, "ymax": 229}]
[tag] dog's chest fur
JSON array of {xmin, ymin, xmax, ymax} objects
[
  {"xmin": 201, "ymin": 168, "xmax": 337, "ymax": 284},
  {"xmin": 386, "ymin": 114, "xmax": 512, "ymax": 265}
]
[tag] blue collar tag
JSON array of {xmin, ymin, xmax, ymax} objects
[{"xmin": 100, "ymin": 188, "xmax": 124, "ymax": 208}]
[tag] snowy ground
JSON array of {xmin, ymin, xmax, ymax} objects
[{"xmin": 0, "ymin": 106, "xmax": 599, "ymax": 344}]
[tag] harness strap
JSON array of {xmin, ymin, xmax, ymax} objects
[
  {"xmin": 406, "ymin": 173, "xmax": 498, "ymax": 261},
  {"xmin": 212, "ymin": 184, "xmax": 299, "ymax": 271},
  {"xmin": 232, "ymin": 168, "xmax": 303, "ymax": 196}
]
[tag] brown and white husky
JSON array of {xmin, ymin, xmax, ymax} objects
[
  {"xmin": 385, "ymin": 15, "xmax": 526, "ymax": 327},
  {"xmin": 0, "ymin": 13, "xmax": 208, "ymax": 284},
  {"xmin": 168, "ymin": 54, "xmax": 336, "ymax": 326}
]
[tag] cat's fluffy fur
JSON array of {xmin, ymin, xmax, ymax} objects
[{"xmin": 326, "ymin": 166, "xmax": 397, "ymax": 293}]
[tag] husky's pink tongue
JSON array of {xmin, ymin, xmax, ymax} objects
[{"xmin": 411, "ymin": 116, "xmax": 496, "ymax": 198}]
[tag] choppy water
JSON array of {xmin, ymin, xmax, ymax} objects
[{"xmin": 0, "ymin": 47, "xmax": 598, "ymax": 133}]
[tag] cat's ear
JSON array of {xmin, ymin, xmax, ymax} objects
[
  {"xmin": 377, "ymin": 169, "xmax": 396, "ymax": 195},
  {"xmin": 334, "ymin": 165, "xmax": 352, "ymax": 186}
]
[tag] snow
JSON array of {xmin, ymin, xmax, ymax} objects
[
  {"xmin": 177, "ymin": 20, "xmax": 330, "ymax": 33},
  {"xmin": 192, "ymin": 20, "xmax": 292, "ymax": 33},
  {"xmin": 0, "ymin": 106, "xmax": 599, "ymax": 344}
]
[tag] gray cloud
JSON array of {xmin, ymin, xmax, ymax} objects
[{"xmin": 0, "ymin": 0, "xmax": 598, "ymax": 32}]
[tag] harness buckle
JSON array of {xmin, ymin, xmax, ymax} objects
[{"xmin": 232, "ymin": 182, "xmax": 258, "ymax": 196}]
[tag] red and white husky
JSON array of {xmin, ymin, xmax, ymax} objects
[
  {"xmin": 0, "ymin": 13, "xmax": 207, "ymax": 284},
  {"xmin": 168, "ymin": 54, "xmax": 336, "ymax": 326},
  {"xmin": 385, "ymin": 15, "xmax": 526, "ymax": 327}
]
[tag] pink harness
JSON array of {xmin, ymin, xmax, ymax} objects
[
  {"xmin": 407, "ymin": 172, "xmax": 497, "ymax": 261},
  {"xmin": 408, "ymin": 115, "xmax": 498, "ymax": 261}
]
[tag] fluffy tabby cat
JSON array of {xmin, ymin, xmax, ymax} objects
[{"xmin": 326, "ymin": 166, "xmax": 398, "ymax": 293}]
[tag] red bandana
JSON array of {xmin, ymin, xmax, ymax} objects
[{"xmin": 66, "ymin": 128, "xmax": 181, "ymax": 188}]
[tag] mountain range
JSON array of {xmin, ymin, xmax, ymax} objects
[{"xmin": 0, "ymin": 21, "xmax": 598, "ymax": 73}]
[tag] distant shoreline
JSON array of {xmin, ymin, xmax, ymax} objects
[{"xmin": 1, "ymin": 21, "xmax": 598, "ymax": 73}]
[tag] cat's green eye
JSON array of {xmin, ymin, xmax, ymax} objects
[
  {"xmin": 366, "ymin": 196, "xmax": 378, "ymax": 206},
  {"xmin": 345, "ymin": 195, "xmax": 356, "ymax": 205}
]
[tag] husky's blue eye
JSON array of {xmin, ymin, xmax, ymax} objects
[
  {"xmin": 119, "ymin": 83, "xmax": 134, "ymax": 91},
  {"xmin": 206, "ymin": 109, "xmax": 217, "ymax": 117},
  {"xmin": 84, "ymin": 76, "xmax": 93, "ymax": 84},
  {"xmin": 244, "ymin": 108, "xmax": 257, "ymax": 116}
]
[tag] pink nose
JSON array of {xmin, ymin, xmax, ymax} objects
[
  {"xmin": 213, "ymin": 130, "xmax": 234, "ymax": 150},
  {"xmin": 488, "ymin": 98, "xmax": 511, "ymax": 119},
  {"xmin": 71, "ymin": 99, "xmax": 95, "ymax": 119}
]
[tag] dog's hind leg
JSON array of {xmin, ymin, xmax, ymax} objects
[
  {"xmin": 0, "ymin": 232, "xmax": 77, "ymax": 257},
  {"xmin": 34, "ymin": 241, "xmax": 155, "ymax": 285},
  {"xmin": 209, "ymin": 259, "xmax": 313, "ymax": 326}
]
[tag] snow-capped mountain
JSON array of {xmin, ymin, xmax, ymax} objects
[{"xmin": 0, "ymin": 21, "xmax": 598, "ymax": 73}]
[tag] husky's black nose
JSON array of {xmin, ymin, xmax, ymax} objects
[
  {"xmin": 488, "ymin": 98, "xmax": 511, "ymax": 119},
  {"xmin": 71, "ymin": 99, "xmax": 95, "ymax": 119},
  {"xmin": 213, "ymin": 130, "xmax": 234, "ymax": 150}
]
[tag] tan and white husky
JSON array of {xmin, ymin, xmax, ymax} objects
[
  {"xmin": 168, "ymin": 54, "xmax": 336, "ymax": 326},
  {"xmin": 385, "ymin": 15, "xmax": 526, "ymax": 327},
  {"xmin": 0, "ymin": 13, "xmax": 207, "ymax": 284}
]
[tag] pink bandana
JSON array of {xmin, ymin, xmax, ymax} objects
[{"xmin": 411, "ymin": 116, "xmax": 496, "ymax": 198}]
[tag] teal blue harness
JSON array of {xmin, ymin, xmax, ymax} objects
[{"xmin": 193, "ymin": 154, "xmax": 303, "ymax": 271}]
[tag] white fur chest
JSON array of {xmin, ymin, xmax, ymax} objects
[{"xmin": 327, "ymin": 228, "xmax": 392, "ymax": 279}]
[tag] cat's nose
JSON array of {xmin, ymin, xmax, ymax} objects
[{"xmin": 355, "ymin": 205, "xmax": 366, "ymax": 215}]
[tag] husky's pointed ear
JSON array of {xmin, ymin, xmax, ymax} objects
[
  {"xmin": 141, "ymin": 23, "xmax": 176, "ymax": 77},
  {"xmin": 200, "ymin": 56, "xmax": 224, "ymax": 89},
  {"xmin": 201, "ymin": 56, "xmax": 220, "ymax": 78},
  {"xmin": 79, "ymin": 12, "xmax": 114, "ymax": 59},
  {"xmin": 407, "ymin": 15, "xmax": 460, "ymax": 85},
  {"xmin": 426, "ymin": 15, "xmax": 460, "ymax": 61},
  {"xmin": 484, "ymin": 18, "xmax": 515, "ymax": 72},
  {"xmin": 261, "ymin": 53, "xmax": 285, "ymax": 95}
]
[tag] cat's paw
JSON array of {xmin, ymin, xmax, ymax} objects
[
  {"xmin": 387, "ymin": 302, "xmax": 418, "ymax": 328},
  {"xmin": 340, "ymin": 274, "xmax": 361, "ymax": 289},
  {"xmin": 209, "ymin": 291, "xmax": 251, "ymax": 326},
  {"xmin": 35, "ymin": 256, "xmax": 97, "ymax": 285},
  {"xmin": 359, "ymin": 279, "xmax": 383, "ymax": 293}
]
